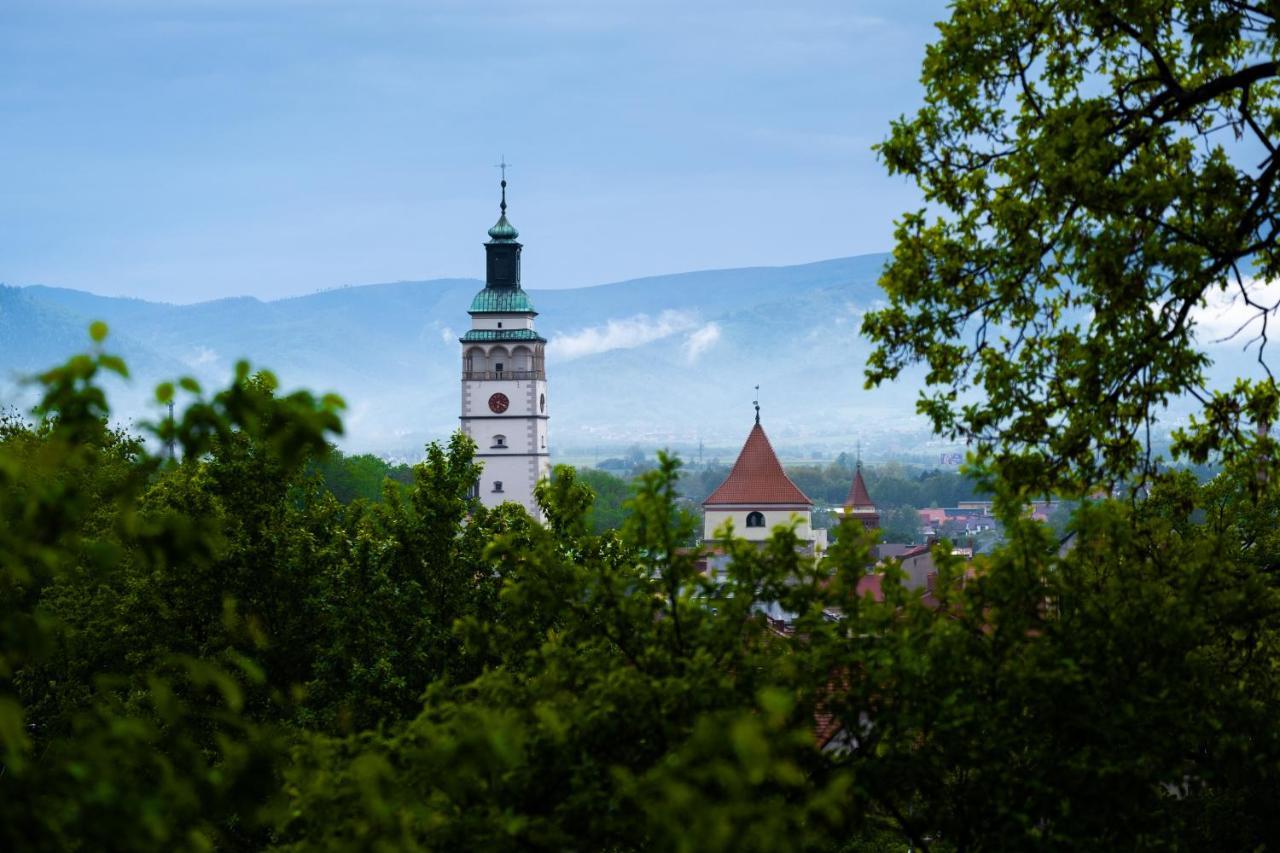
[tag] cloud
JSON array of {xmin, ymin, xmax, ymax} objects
[
  {"xmin": 1190, "ymin": 278, "xmax": 1280, "ymax": 348},
  {"xmin": 439, "ymin": 326, "xmax": 455, "ymax": 345},
  {"xmin": 683, "ymin": 322, "xmax": 721, "ymax": 363},
  {"xmin": 183, "ymin": 346, "xmax": 220, "ymax": 368},
  {"xmin": 548, "ymin": 310, "xmax": 699, "ymax": 361}
]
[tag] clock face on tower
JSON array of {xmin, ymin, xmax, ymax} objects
[{"xmin": 488, "ymin": 393, "xmax": 510, "ymax": 414}]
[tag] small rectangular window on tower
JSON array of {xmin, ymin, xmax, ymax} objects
[{"xmin": 492, "ymin": 481, "xmax": 503, "ymax": 493}]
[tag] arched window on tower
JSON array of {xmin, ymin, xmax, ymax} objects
[
  {"xmin": 512, "ymin": 345, "xmax": 533, "ymax": 373},
  {"xmin": 489, "ymin": 346, "xmax": 510, "ymax": 376},
  {"xmin": 746, "ymin": 511, "xmax": 765, "ymax": 528},
  {"xmin": 492, "ymin": 434, "xmax": 507, "ymax": 449},
  {"xmin": 464, "ymin": 346, "xmax": 485, "ymax": 377}
]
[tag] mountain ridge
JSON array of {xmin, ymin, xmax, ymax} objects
[{"xmin": 2, "ymin": 254, "xmax": 942, "ymax": 458}]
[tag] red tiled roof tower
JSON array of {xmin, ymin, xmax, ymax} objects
[
  {"xmin": 843, "ymin": 462, "xmax": 880, "ymax": 530},
  {"xmin": 704, "ymin": 423, "xmax": 812, "ymax": 507},
  {"xmin": 845, "ymin": 465, "xmax": 873, "ymax": 508}
]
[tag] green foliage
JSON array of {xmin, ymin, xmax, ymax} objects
[
  {"xmin": 576, "ymin": 466, "xmax": 633, "ymax": 532},
  {"xmin": 788, "ymin": 462, "xmax": 981, "ymax": 508},
  {"xmin": 274, "ymin": 462, "xmax": 1280, "ymax": 850},
  {"xmin": 10, "ymin": 269, "xmax": 1280, "ymax": 852},
  {"xmin": 311, "ymin": 450, "xmax": 414, "ymax": 504},
  {"xmin": 298, "ymin": 432, "xmax": 520, "ymax": 732},
  {"xmin": 866, "ymin": 0, "xmax": 1280, "ymax": 494},
  {"xmin": 878, "ymin": 505, "xmax": 923, "ymax": 544},
  {"xmin": 274, "ymin": 454, "xmax": 848, "ymax": 850},
  {"xmin": 1, "ymin": 327, "xmax": 343, "ymax": 849},
  {"xmin": 681, "ymin": 460, "xmax": 980, "ymax": 509}
]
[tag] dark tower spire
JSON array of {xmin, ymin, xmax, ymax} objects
[
  {"xmin": 497, "ymin": 155, "xmax": 509, "ymax": 215},
  {"xmin": 753, "ymin": 385, "xmax": 761, "ymax": 425},
  {"xmin": 485, "ymin": 159, "xmax": 521, "ymax": 289}
]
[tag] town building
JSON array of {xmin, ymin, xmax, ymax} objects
[
  {"xmin": 459, "ymin": 178, "xmax": 550, "ymax": 519},
  {"xmin": 702, "ymin": 411, "xmax": 826, "ymax": 553}
]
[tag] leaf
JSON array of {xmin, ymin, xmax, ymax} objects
[
  {"xmin": 757, "ymin": 687, "xmax": 794, "ymax": 723},
  {"xmin": 0, "ymin": 697, "xmax": 31, "ymax": 771},
  {"xmin": 99, "ymin": 354, "xmax": 129, "ymax": 378},
  {"xmin": 730, "ymin": 718, "xmax": 769, "ymax": 785}
]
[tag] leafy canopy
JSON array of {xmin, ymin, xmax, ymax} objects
[
  {"xmin": 866, "ymin": 0, "xmax": 1280, "ymax": 492},
  {"xmin": 5, "ymin": 310, "xmax": 1280, "ymax": 851}
]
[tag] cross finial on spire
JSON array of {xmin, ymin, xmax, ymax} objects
[
  {"xmin": 494, "ymin": 156, "xmax": 511, "ymax": 214},
  {"xmin": 856, "ymin": 439, "xmax": 862, "ymax": 470},
  {"xmin": 753, "ymin": 385, "xmax": 760, "ymax": 425}
]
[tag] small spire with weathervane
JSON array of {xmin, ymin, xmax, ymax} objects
[{"xmin": 488, "ymin": 157, "xmax": 519, "ymax": 243}]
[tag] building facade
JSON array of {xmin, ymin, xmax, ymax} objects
[
  {"xmin": 702, "ymin": 415, "xmax": 826, "ymax": 553},
  {"xmin": 459, "ymin": 180, "xmax": 550, "ymax": 518}
]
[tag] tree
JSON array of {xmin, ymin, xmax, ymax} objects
[
  {"xmin": 271, "ymin": 457, "xmax": 856, "ymax": 851},
  {"xmin": 10, "ymin": 327, "xmax": 1280, "ymax": 849},
  {"xmin": 299, "ymin": 432, "xmax": 528, "ymax": 732},
  {"xmin": 879, "ymin": 505, "xmax": 923, "ymax": 544},
  {"xmin": 1, "ymin": 330, "xmax": 546, "ymax": 848},
  {"xmin": 576, "ymin": 467, "xmax": 632, "ymax": 532},
  {"xmin": 865, "ymin": 1, "xmax": 1280, "ymax": 493},
  {"xmin": 1, "ymin": 327, "xmax": 344, "ymax": 850},
  {"xmin": 270, "ymin": 458, "xmax": 1280, "ymax": 850},
  {"xmin": 312, "ymin": 450, "xmax": 412, "ymax": 503}
]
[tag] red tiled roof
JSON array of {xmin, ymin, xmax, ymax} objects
[
  {"xmin": 703, "ymin": 423, "xmax": 812, "ymax": 507},
  {"xmin": 844, "ymin": 465, "xmax": 875, "ymax": 509},
  {"xmin": 855, "ymin": 573, "xmax": 884, "ymax": 602},
  {"xmin": 813, "ymin": 671, "xmax": 854, "ymax": 749},
  {"xmin": 814, "ymin": 708, "xmax": 842, "ymax": 749}
]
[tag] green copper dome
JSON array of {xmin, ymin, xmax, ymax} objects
[
  {"xmin": 487, "ymin": 213, "xmax": 519, "ymax": 242},
  {"xmin": 459, "ymin": 328, "xmax": 545, "ymax": 343},
  {"xmin": 468, "ymin": 286, "xmax": 536, "ymax": 314}
]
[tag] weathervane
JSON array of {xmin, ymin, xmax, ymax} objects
[
  {"xmin": 753, "ymin": 385, "xmax": 760, "ymax": 425},
  {"xmin": 494, "ymin": 155, "xmax": 511, "ymax": 214}
]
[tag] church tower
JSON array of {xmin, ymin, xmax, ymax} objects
[
  {"xmin": 702, "ymin": 407, "xmax": 821, "ymax": 550},
  {"xmin": 841, "ymin": 461, "xmax": 879, "ymax": 531},
  {"xmin": 459, "ymin": 177, "xmax": 550, "ymax": 519}
]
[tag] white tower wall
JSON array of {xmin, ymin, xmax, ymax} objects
[{"xmin": 460, "ymin": 365, "xmax": 550, "ymax": 517}]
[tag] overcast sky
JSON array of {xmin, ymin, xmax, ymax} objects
[{"xmin": 2, "ymin": 0, "xmax": 949, "ymax": 303}]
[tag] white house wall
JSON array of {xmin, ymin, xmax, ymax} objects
[{"xmin": 703, "ymin": 507, "xmax": 813, "ymax": 542}]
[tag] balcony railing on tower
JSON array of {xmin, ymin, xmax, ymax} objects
[{"xmin": 462, "ymin": 369, "xmax": 545, "ymax": 381}]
